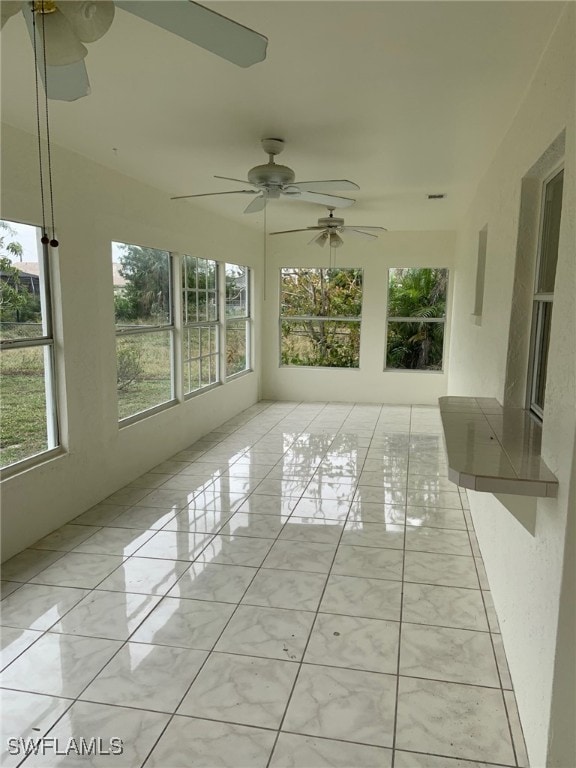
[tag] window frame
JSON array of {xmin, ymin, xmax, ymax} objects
[
  {"xmin": 278, "ymin": 267, "xmax": 363, "ymax": 370},
  {"xmin": 0, "ymin": 223, "xmax": 60, "ymax": 472},
  {"xmin": 224, "ymin": 262, "xmax": 252, "ymax": 380},
  {"xmin": 113, "ymin": 242, "xmax": 177, "ymax": 425},
  {"xmin": 526, "ymin": 164, "xmax": 564, "ymax": 421},
  {"xmin": 384, "ymin": 267, "xmax": 449, "ymax": 373},
  {"xmin": 181, "ymin": 254, "xmax": 221, "ymax": 398}
]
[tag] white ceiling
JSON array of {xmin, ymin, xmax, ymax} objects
[{"xmin": 0, "ymin": 1, "xmax": 564, "ymax": 234}]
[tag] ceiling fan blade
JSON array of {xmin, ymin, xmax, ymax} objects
[
  {"xmin": 285, "ymin": 190, "xmax": 356, "ymax": 208},
  {"xmin": 342, "ymin": 226, "xmax": 388, "ymax": 232},
  {"xmin": 116, "ymin": 1, "xmax": 268, "ymax": 68},
  {"xmin": 171, "ymin": 190, "xmax": 256, "ymax": 200},
  {"xmin": 345, "ymin": 229, "xmax": 379, "ymax": 241},
  {"xmin": 269, "ymin": 227, "xmax": 323, "ymax": 235},
  {"xmin": 214, "ymin": 175, "xmax": 256, "ymax": 187},
  {"xmin": 244, "ymin": 194, "xmax": 267, "ymax": 214},
  {"xmin": 22, "ymin": 4, "xmax": 91, "ymax": 101},
  {"xmin": 292, "ymin": 180, "xmax": 360, "ymax": 193},
  {"xmin": 309, "ymin": 231, "xmax": 329, "ymax": 247}
]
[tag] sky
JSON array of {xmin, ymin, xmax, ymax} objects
[{"xmin": 0, "ymin": 219, "xmax": 40, "ymax": 263}]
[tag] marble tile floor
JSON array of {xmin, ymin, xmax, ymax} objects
[{"xmin": 0, "ymin": 401, "xmax": 529, "ymax": 768}]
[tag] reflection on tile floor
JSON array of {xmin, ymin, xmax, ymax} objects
[{"xmin": 1, "ymin": 402, "xmax": 528, "ymax": 767}]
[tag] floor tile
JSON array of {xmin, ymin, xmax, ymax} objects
[
  {"xmin": 403, "ymin": 582, "xmax": 488, "ymax": 631},
  {"xmin": 71, "ymin": 526, "xmax": 156, "ymax": 556},
  {"xmin": 406, "ymin": 506, "xmax": 467, "ymax": 530},
  {"xmin": 404, "ymin": 550, "xmax": 479, "ymax": 589},
  {"xmin": 0, "ymin": 584, "xmax": 89, "ymax": 630},
  {"xmin": 483, "ymin": 590, "xmax": 501, "ymax": 633},
  {"xmin": 492, "ymin": 632, "xmax": 513, "ymax": 689},
  {"xmin": 400, "ymin": 622, "xmax": 500, "ymax": 686},
  {"xmin": 199, "ymin": 534, "xmax": 275, "ymax": 567},
  {"xmin": 0, "ymin": 581, "xmax": 22, "ymax": 600},
  {"xmin": 237, "ymin": 495, "xmax": 301, "ymax": 515},
  {"xmin": 320, "ymin": 573, "xmax": 402, "ymax": 621},
  {"xmin": 396, "ymin": 676, "xmax": 515, "ymax": 764},
  {"xmin": 353, "ymin": 486, "xmax": 407, "ymax": 506},
  {"xmin": 405, "ymin": 525, "xmax": 472, "ymax": 556},
  {"xmin": 291, "ymin": 497, "xmax": 351, "ymax": 521},
  {"xmin": 0, "ymin": 627, "xmax": 43, "ymax": 670},
  {"xmin": 283, "ymin": 664, "xmax": 396, "ymax": 747},
  {"xmin": 407, "ymin": 490, "xmax": 462, "ymax": 509},
  {"xmin": 263, "ymin": 540, "xmax": 337, "ymax": 574},
  {"xmin": 167, "ymin": 562, "xmax": 256, "ymax": 603},
  {"xmin": 179, "ymin": 651, "xmax": 298, "ymax": 728},
  {"xmin": 270, "ymin": 733, "xmax": 392, "ymax": 767},
  {"xmin": 348, "ymin": 501, "xmax": 406, "ymax": 525},
  {"xmin": 51, "ymin": 590, "xmax": 161, "ymax": 639},
  {"xmin": 146, "ymin": 715, "xmax": 276, "ymax": 768},
  {"xmin": 22, "ymin": 700, "xmax": 170, "ymax": 767},
  {"xmin": 243, "ymin": 568, "xmax": 327, "ymax": 611},
  {"xmin": 279, "ymin": 517, "xmax": 343, "ymax": 545},
  {"xmin": 72, "ymin": 502, "xmax": 129, "ymax": 526},
  {"xmin": 394, "ymin": 753, "xmax": 510, "ymax": 768},
  {"xmin": 105, "ymin": 505, "xmax": 177, "ymax": 530},
  {"xmin": 332, "ymin": 545, "xmax": 403, "ymax": 580},
  {"xmin": 81, "ymin": 642, "xmax": 207, "ymax": 712},
  {"xmin": 30, "ymin": 524, "xmax": 101, "ymax": 551},
  {"xmin": 305, "ymin": 612, "xmax": 399, "ymax": 673},
  {"xmin": 30, "ymin": 552, "xmax": 125, "ymax": 589},
  {"xmin": 131, "ymin": 596, "xmax": 235, "ymax": 649},
  {"xmin": 341, "ymin": 521, "xmax": 404, "ymax": 549},
  {"xmin": 161, "ymin": 507, "xmax": 232, "ymax": 533},
  {"xmin": 131, "ymin": 529, "xmax": 213, "ymax": 560},
  {"xmin": 0, "ymin": 690, "xmax": 72, "ymax": 768},
  {"xmin": 221, "ymin": 512, "xmax": 288, "ymax": 539},
  {"xmin": 0, "ymin": 632, "xmax": 122, "ymax": 697},
  {"xmin": 215, "ymin": 604, "xmax": 315, "ymax": 661},
  {"xmin": 94, "ymin": 556, "xmax": 190, "ymax": 595},
  {"xmin": 0, "ymin": 549, "xmax": 66, "ymax": 582},
  {"xmin": 504, "ymin": 689, "xmax": 529, "ymax": 767}
]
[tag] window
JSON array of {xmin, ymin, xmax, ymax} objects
[
  {"xmin": 473, "ymin": 225, "xmax": 488, "ymax": 320},
  {"xmin": 113, "ymin": 241, "xmax": 175, "ymax": 421},
  {"xmin": 182, "ymin": 255, "xmax": 219, "ymax": 394},
  {"xmin": 1, "ymin": 220, "xmax": 58, "ymax": 469},
  {"xmin": 225, "ymin": 263, "xmax": 251, "ymax": 377},
  {"xmin": 386, "ymin": 268, "xmax": 448, "ymax": 371},
  {"xmin": 527, "ymin": 167, "xmax": 563, "ymax": 420},
  {"xmin": 280, "ymin": 267, "xmax": 362, "ymax": 368}
]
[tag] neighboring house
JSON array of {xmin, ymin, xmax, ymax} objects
[{"xmin": 0, "ymin": 262, "xmax": 40, "ymax": 295}]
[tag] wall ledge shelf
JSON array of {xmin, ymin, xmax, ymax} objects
[{"xmin": 438, "ymin": 397, "xmax": 558, "ymax": 498}]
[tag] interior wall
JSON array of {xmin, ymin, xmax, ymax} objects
[
  {"xmin": 0, "ymin": 123, "xmax": 263, "ymax": 562},
  {"xmin": 447, "ymin": 6, "xmax": 575, "ymax": 767},
  {"xmin": 262, "ymin": 230, "xmax": 456, "ymax": 404}
]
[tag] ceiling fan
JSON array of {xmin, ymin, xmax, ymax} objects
[
  {"xmin": 171, "ymin": 138, "xmax": 359, "ymax": 214},
  {"xmin": 270, "ymin": 207, "xmax": 387, "ymax": 248},
  {"xmin": 0, "ymin": 1, "xmax": 268, "ymax": 101}
]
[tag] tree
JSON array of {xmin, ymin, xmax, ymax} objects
[
  {"xmin": 0, "ymin": 221, "xmax": 41, "ymax": 328},
  {"xmin": 114, "ymin": 244, "xmax": 170, "ymax": 324},
  {"xmin": 280, "ymin": 268, "xmax": 363, "ymax": 367},
  {"xmin": 386, "ymin": 268, "xmax": 447, "ymax": 369}
]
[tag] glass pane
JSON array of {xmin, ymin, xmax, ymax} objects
[
  {"xmin": 208, "ymin": 291, "xmax": 218, "ymax": 321},
  {"xmin": 281, "ymin": 320, "xmax": 360, "ymax": 368},
  {"xmin": 227, "ymin": 320, "xmax": 247, "ymax": 375},
  {"xmin": 1, "ymin": 346, "xmax": 51, "ymax": 467},
  {"xmin": 281, "ymin": 268, "xmax": 363, "ymax": 318},
  {"xmin": 532, "ymin": 301, "xmax": 553, "ymax": 412},
  {"xmin": 116, "ymin": 331, "xmax": 173, "ymax": 420},
  {"xmin": 387, "ymin": 268, "xmax": 448, "ymax": 319},
  {"xmin": 1, "ymin": 220, "xmax": 46, "ymax": 341},
  {"xmin": 225, "ymin": 264, "xmax": 248, "ymax": 318},
  {"xmin": 187, "ymin": 358, "xmax": 200, "ymax": 393},
  {"xmin": 386, "ymin": 320, "xmax": 445, "ymax": 370},
  {"xmin": 537, "ymin": 169, "xmax": 563, "ymax": 293},
  {"xmin": 185, "ymin": 327, "xmax": 201, "ymax": 361},
  {"xmin": 112, "ymin": 242, "xmax": 171, "ymax": 327}
]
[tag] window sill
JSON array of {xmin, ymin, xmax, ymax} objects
[
  {"xmin": 0, "ymin": 446, "xmax": 66, "ymax": 480},
  {"xmin": 439, "ymin": 396, "xmax": 558, "ymax": 498}
]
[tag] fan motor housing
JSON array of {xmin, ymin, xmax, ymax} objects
[
  {"xmin": 248, "ymin": 163, "xmax": 295, "ymax": 186},
  {"xmin": 318, "ymin": 216, "xmax": 344, "ymax": 228}
]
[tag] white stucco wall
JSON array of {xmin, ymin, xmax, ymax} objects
[
  {"xmin": 0, "ymin": 123, "xmax": 263, "ymax": 562},
  {"xmin": 262, "ymin": 230, "xmax": 456, "ymax": 404},
  {"xmin": 447, "ymin": 6, "xmax": 575, "ymax": 767}
]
